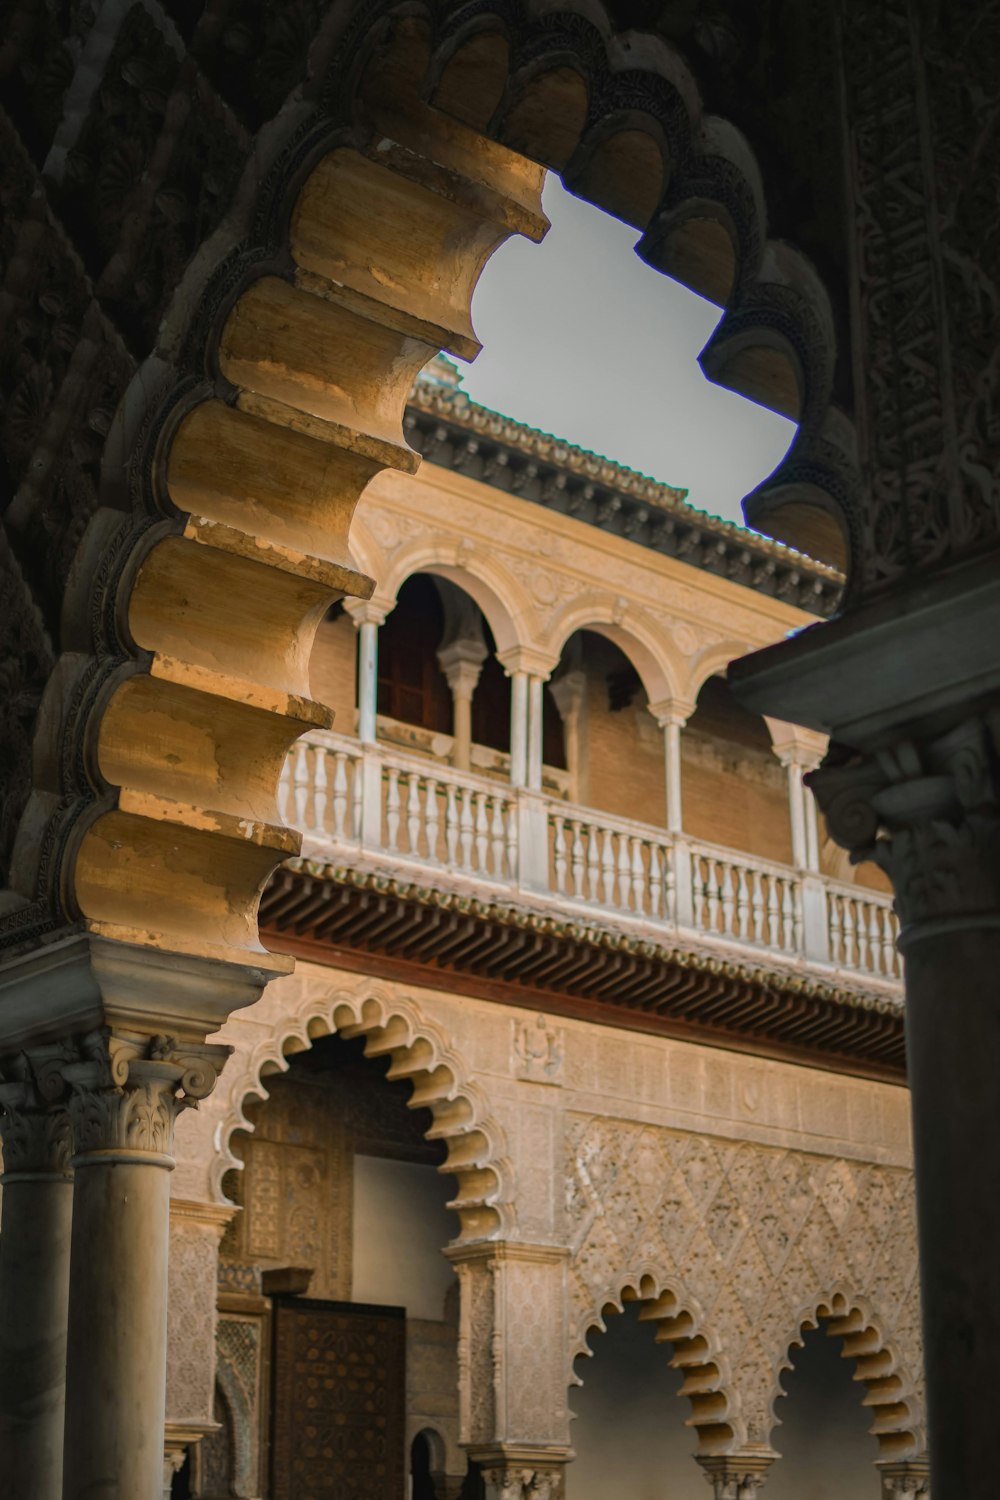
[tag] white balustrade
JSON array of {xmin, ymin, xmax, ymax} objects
[
  {"xmin": 280, "ymin": 730, "xmax": 901, "ymax": 988},
  {"xmin": 548, "ymin": 809, "xmax": 675, "ymax": 923},
  {"xmin": 826, "ymin": 882, "xmax": 901, "ymax": 980},
  {"xmin": 688, "ymin": 842, "xmax": 802, "ymax": 954}
]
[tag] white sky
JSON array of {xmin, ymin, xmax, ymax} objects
[{"xmin": 457, "ymin": 175, "xmax": 796, "ymax": 529}]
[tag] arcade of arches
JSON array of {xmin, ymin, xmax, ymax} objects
[{"xmin": 0, "ymin": 4, "xmax": 996, "ymax": 1500}]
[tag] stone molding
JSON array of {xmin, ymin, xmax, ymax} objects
[{"xmin": 809, "ymin": 717, "xmax": 1000, "ymax": 935}]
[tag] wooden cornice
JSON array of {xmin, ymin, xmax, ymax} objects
[{"xmin": 260, "ymin": 861, "xmax": 906, "ymax": 1084}]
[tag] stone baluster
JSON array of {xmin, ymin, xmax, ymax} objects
[
  {"xmin": 0, "ymin": 1046, "xmax": 75, "ymax": 1500},
  {"xmin": 60, "ymin": 1029, "xmax": 230, "ymax": 1500}
]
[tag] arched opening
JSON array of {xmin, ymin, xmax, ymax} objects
[
  {"xmin": 219, "ymin": 1029, "xmax": 475, "ymax": 1500},
  {"xmin": 683, "ymin": 674, "xmax": 791, "ymax": 865},
  {"xmin": 767, "ymin": 1321, "xmax": 877, "ymax": 1500},
  {"xmin": 570, "ymin": 1304, "xmax": 698, "ymax": 1500},
  {"xmin": 550, "ymin": 628, "xmax": 665, "ymax": 824}
]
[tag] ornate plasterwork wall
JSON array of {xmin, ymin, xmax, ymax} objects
[
  {"xmin": 172, "ymin": 960, "xmax": 921, "ymax": 1461},
  {"xmin": 351, "ymin": 463, "xmax": 815, "ymax": 713}
]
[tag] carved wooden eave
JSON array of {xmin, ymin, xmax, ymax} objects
[
  {"xmin": 260, "ymin": 861, "xmax": 905, "ymax": 1082},
  {"xmin": 404, "ymin": 375, "xmax": 844, "ymax": 617}
]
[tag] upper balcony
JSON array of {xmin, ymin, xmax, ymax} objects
[{"xmin": 279, "ymin": 726, "xmax": 900, "ymax": 996}]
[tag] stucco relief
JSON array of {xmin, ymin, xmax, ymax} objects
[
  {"xmin": 565, "ymin": 1115, "xmax": 924, "ymax": 1456},
  {"xmin": 166, "ymin": 1214, "xmax": 225, "ymax": 1426}
]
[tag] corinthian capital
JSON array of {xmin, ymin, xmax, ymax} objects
[
  {"xmin": 879, "ymin": 1460, "xmax": 931, "ymax": 1498},
  {"xmin": 808, "ymin": 716, "xmax": 1000, "ymax": 931},
  {"xmin": 61, "ymin": 1029, "xmax": 231, "ymax": 1160},
  {"xmin": 0, "ymin": 1042, "xmax": 75, "ymax": 1175}
]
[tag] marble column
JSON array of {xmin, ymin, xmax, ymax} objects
[
  {"xmin": 527, "ymin": 675, "xmax": 544, "ymax": 792},
  {"xmin": 509, "ymin": 670, "xmax": 529, "ymax": 787},
  {"xmin": 809, "ymin": 717, "xmax": 1000, "ymax": 1498},
  {"xmin": 61, "ymin": 1030, "xmax": 229, "ymax": 1500},
  {"xmin": 656, "ymin": 709, "xmax": 689, "ymax": 835},
  {"xmin": 438, "ymin": 639, "xmax": 488, "ymax": 772},
  {"xmin": 697, "ymin": 1452, "xmax": 775, "ymax": 1499},
  {"xmin": 356, "ymin": 614, "xmax": 380, "ymax": 743},
  {"xmin": 0, "ymin": 1049, "xmax": 74, "ymax": 1500}
]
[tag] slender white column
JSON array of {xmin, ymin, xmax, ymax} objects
[
  {"xmin": 357, "ymin": 617, "xmax": 379, "ymax": 744},
  {"xmin": 61, "ymin": 1033, "xmax": 228, "ymax": 1500},
  {"xmin": 0, "ymin": 1059, "xmax": 73, "ymax": 1500},
  {"xmin": 663, "ymin": 714, "xmax": 685, "ymax": 834},
  {"xmin": 785, "ymin": 759, "xmax": 809, "ymax": 869},
  {"xmin": 509, "ymin": 670, "xmax": 529, "ymax": 787},
  {"xmin": 527, "ymin": 675, "xmax": 544, "ymax": 791},
  {"xmin": 803, "ymin": 781, "xmax": 821, "ymax": 873}
]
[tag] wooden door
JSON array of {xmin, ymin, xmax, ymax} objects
[{"xmin": 269, "ymin": 1298, "xmax": 406, "ymax": 1500}]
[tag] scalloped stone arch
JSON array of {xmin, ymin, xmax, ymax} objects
[
  {"xmin": 767, "ymin": 1292, "xmax": 926, "ymax": 1463},
  {"xmin": 376, "ymin": 534, "xmax": 538, "ymax": 654},
  {"xmin": 572, "ymin": 1270, "xmax": 737, "ymax": 1459},
  {"xmin": 425, "ymin": 0, "xmax": 855, "ymax": 571},
  {"xmin": 543, "ymin": 594, "xmax": 684, "ymax": 705},
  {"xmin": 212, "ymin": 980, "xmax": 513, "ymax": 1246}
]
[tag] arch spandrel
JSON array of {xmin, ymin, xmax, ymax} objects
[
  {"xmin": 542, "ymin": 593, "xmax": 685, "ymax": 704},
  {"xmin": 375, "ymin": 532, "xmax": 538, "ymax": 656}
]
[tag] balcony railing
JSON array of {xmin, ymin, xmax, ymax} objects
[{"xmin": 279, "ymin": 730, "xmax": 902, "ymax": 987}]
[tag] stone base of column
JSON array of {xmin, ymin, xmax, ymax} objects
[
  {"xmin": 877, "ymin": 1461, "xmax": 931, "ymax": 1498},
  {"xmin": 697, "ymin": 1451, "xmax": 777, "ymax": 1498}
]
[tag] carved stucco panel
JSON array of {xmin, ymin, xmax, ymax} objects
[
  {"xmin": 166, "ymin": 1216, "xmax": 221, "ymax": 1425},
  {"xmin": 564, "ymin": 1114, "xmax": 922, "ymax": 1448}
]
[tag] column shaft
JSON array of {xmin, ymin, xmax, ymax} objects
[
  {"xmin": 63, "ymin": 1154, "xmax": 173, "ymax": 1500},
  {"xmin": 357, "ymin": 618, "xmax": 379, "ymax": 743},
  {"xmin": 903, "ymin": 924, "xmax": 1000, "ymax": 1498},
  {"xmin": 786, "ymin": 763, "xmax": 808, "ymax": 868},
  {"xmin": 509, "ymin": 672, "xmax": 528, "ymax": 787},
  {"xmin": 0, "ymin": 1165, "xmax": 73, "ymax": 1499},
  {"xmin": 527, "ymin": 676, "xmax": 544, "ymax": 792}
]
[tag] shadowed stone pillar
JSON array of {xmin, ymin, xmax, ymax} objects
[
  {"xmin": 549, "ymin": 670, "xmax": 586, "ymax": 803},
  {"xmin": 808, "ymin": 718, "xmax": 999, "ymax": 1495},
  {"xmin": 61, "ymin": 1030, "xmax": 230, "ymax": 1500},
  {"xmin": 0, "ymin": 1049, "xmax": 74, "ymax": 1500}
]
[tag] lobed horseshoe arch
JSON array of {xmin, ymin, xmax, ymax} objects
[
  {"xmin": 572, "ymin": 1272, "xmax": 737, "ymax": 1458},
  {"xmin": 212, "ymin": 983, "xmax": 513, "ymax": 1245},
  {"xmin": 766, "ymin": 1293, "xmax": 926, "ymax": 1463},
  {"xmin": 2, "ymin": 0, "xmax": 854, "ymax": 995}
]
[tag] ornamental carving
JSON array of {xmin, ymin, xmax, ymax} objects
[
  {"xmin": 62, "ymin": 1030, "xmax": 231, "ymax": 1158},
  {"xmin": 514, "ymin": 1015, "xmax": 564, "ymax": 1084},
  {"xmin": 0, "ymin": 1041, "xmax": 75, "ymax": 1173},
  {"xmin": 565, "ymin": 1114, "xmax": 923, "ymax": 1453},
  {"xmin": 481, "ymin": 1467, "xmax": 563, "ymax": 1500},
  {"xmin": 809, "ymin": 718, "xmax": 1000, "ymax": 930}
]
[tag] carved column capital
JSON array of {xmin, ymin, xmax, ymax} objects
[
  {"xmin": 481, "ymin": 1465, "xmax": 564, "ymax": 1500},
  {"xmin": 0, "ymin": 1043, "xmax": 76, "ymax": 1176},
  {"xmin": 878, "ymin": 1460, "xmax": 931, "ymax": 1498},
  {"xmin": 697, "ymin": 1452, "xmax": 775, "ymax": 1499},
  {"xmin": 808, "ymin": 715, "xmax": 1000, "ymax": 935},
  {"xmin": 61, "ymin": 1030, "xmax": 231, "ymax": 1163}
]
